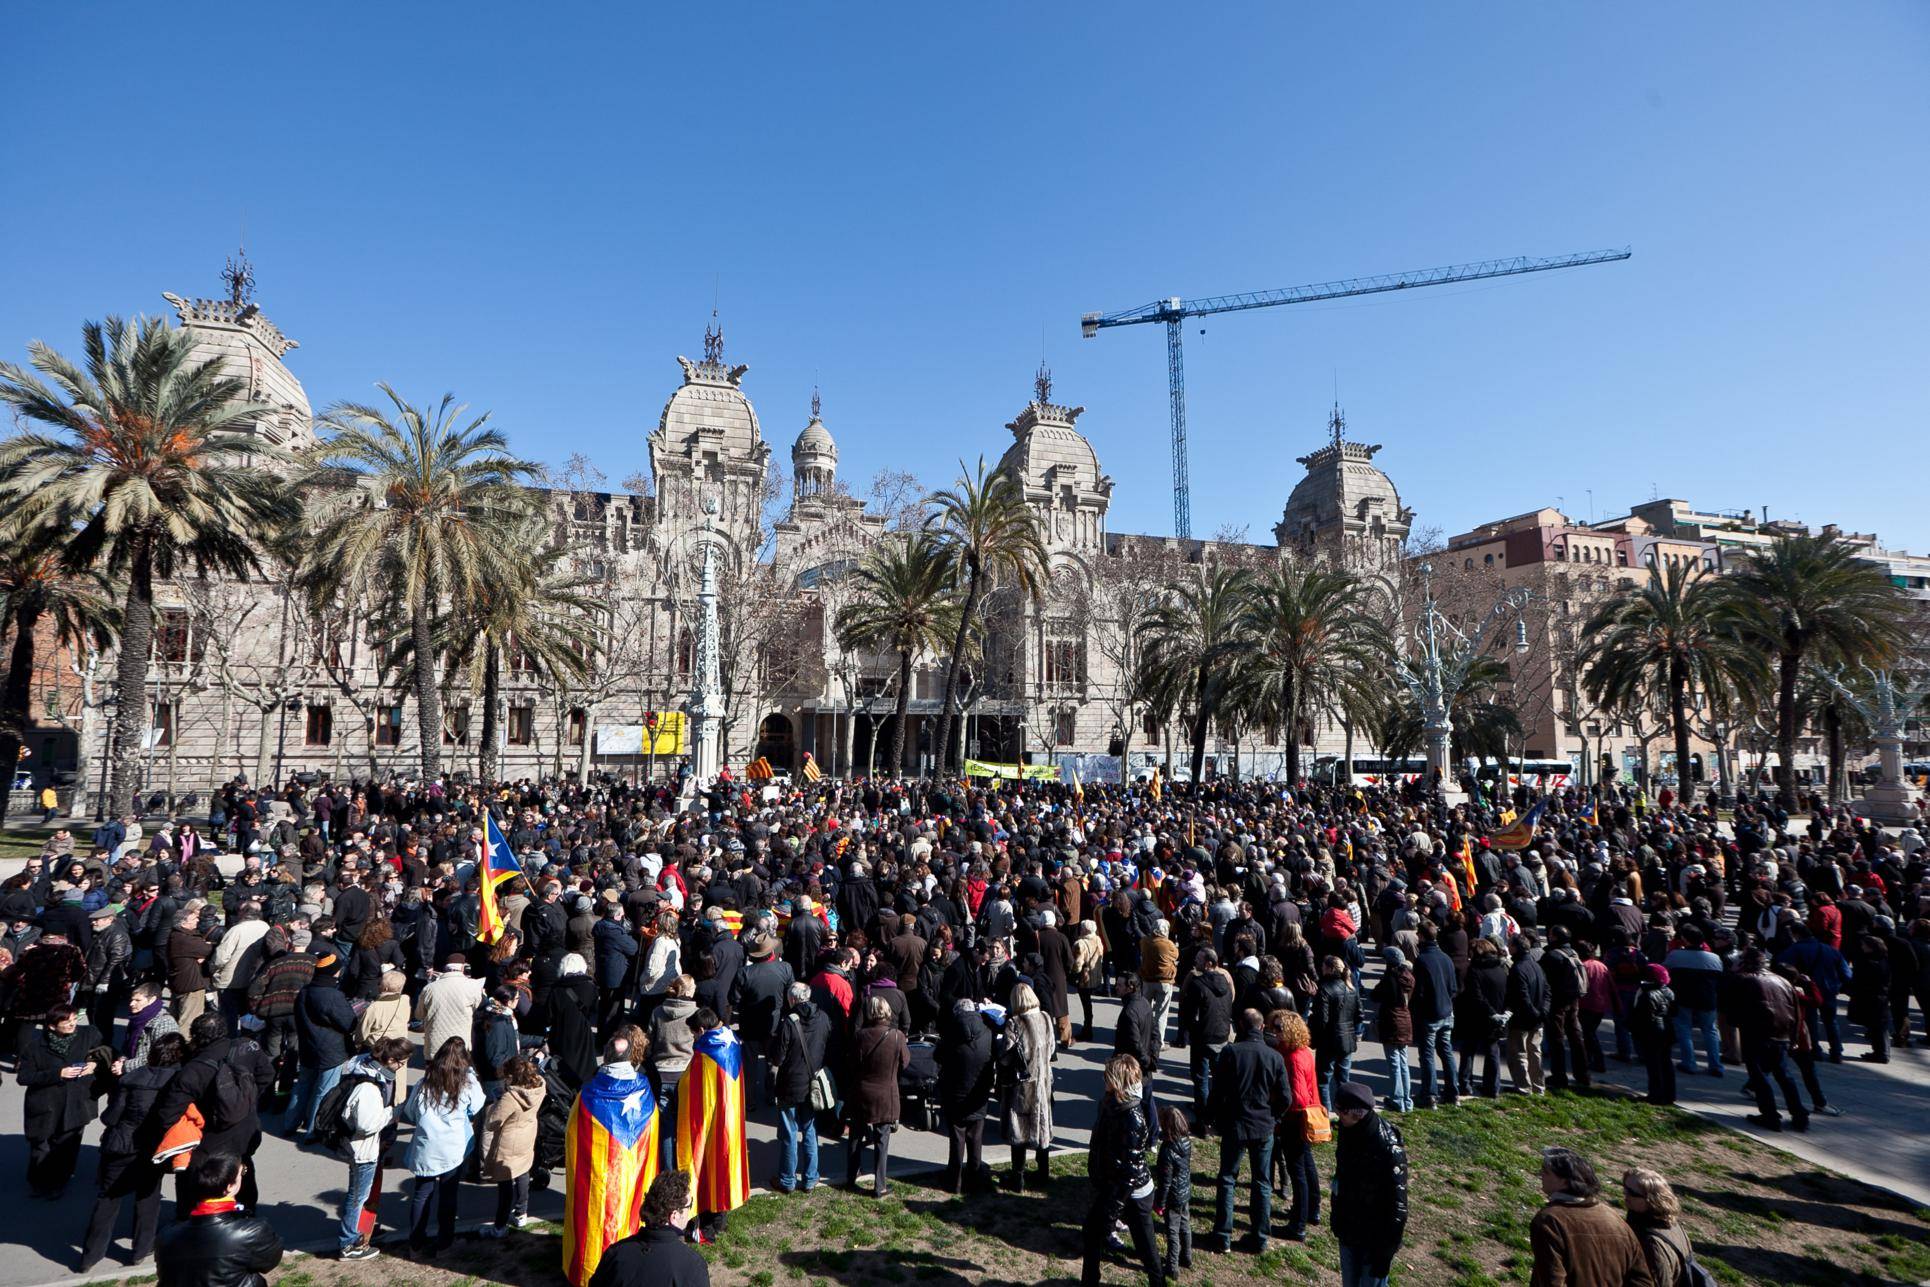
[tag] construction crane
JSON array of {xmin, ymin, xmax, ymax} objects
[{"xmin": 1081, "ymin": 247, "xmax": 1632, "ymax": 539}]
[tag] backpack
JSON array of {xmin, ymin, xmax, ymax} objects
[
  {"xmin": 1547, "ymin": 948, "xmax": 1587, "ymax": 1005},
  {"xmin": 1682, "ymin": 1251, "xmax": 1718, "ymax": 1287},
  {"xmin": 205, "ymin": 1044, "xmax": 261, "ymax": 1132},
  {"xmin": 313, "ymin": 1071, "xmax": 383, "ymax": 1157}
]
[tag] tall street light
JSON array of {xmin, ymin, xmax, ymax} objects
[{"xmin": 1394, "ymin": 563, "xmax": 1534, "ymax": 796}]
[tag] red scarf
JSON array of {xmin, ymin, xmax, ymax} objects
[{"xmin": 190, "ymin": 1197, "xmax": 240, "ymax": 1218}]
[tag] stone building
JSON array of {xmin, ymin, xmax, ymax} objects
[{"xmin": 16, "ymin": 278, "xmax": 1419, "ymax": 809}]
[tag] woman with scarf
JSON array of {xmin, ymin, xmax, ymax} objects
[
  {"xmin": 17, "ymin": 1003, "xmax": 108, "ymax": 1198},
  {"xmin": 123, "ymin": 980, "xmax": 180, "ymax": 1069}
]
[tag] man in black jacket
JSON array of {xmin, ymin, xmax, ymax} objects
[
  {"xmin": 288, "ymin": 956, "xmax": 358, "ymax": 1136},
  {"xmin": 588, "ymin": 1170, "xmax": 709, "ymax": 1287},
  {"xmin": 156, "ymin": 1151, "xmax": 283, "ymax": 1287},
  {"xmin": 1505, "ymin": 933, "xmax": 1550, "ymax": 1096},
  {"xmin": 153, "ymin": 1016, "xmax": 276, "ymax": 1211},
  {"xmin": 768, "ymin": 983, "xmax": 829, "ymax": 1192},
  {"xmin": 1177, "ymin": 949, "xmax": 1234, "ymax": 1120},
  {"xmin": 1114, "ymin": 975, "xmax": 1158, "ymax": 1076},
  {"xmin": 1411, "ymin": 924, "xmax": 1460, "ymax": 1108},
  {"xmin": 1207, "ymin": 1008, "xmax": 1288, "ymax": 1254},
  {"xmin": 737, "ymin": 937, "xmax": 794, "ymax": 1109},
  {"xmin": 1330, "ymin": 1081, "xmax": 1407, "ymax": 1287}
]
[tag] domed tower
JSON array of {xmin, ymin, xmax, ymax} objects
[
  {"xmin": 646, "ymin": 316, "xmax": 772, "ymax": 541},
  {"xmin": 1274, "ymin": 404, "xmax": 1412, "ymax": 574},
  {"xmin": 792, "ymin": 390, "xmax": 838, "ymax": 500},
  {"xmin": 164, "ymin": 249, "xmax": 313, "ymax": 456},
  {"xmin": 995, "ymin": 363, "xmax": 1112, "ymax": 554}
]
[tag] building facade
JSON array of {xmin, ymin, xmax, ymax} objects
[{"xmin": 15, "ymin": 281, "xmax": 1415, "ymax": 808}]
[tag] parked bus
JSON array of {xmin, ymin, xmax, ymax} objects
[
  {"xmin": 1473, "ymin": 758, "xmax": 1576, "ymax": 791},
  {"xmin": 1311, "ymin": 755, "xmax": 1428, "ymax": 787}
]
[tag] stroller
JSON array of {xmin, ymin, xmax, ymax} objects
[
  {"xmin": 900, "ymin": 1040, "xmax": 941, "ymax": 1132},
  {"xmin": 529, "ymin": 1060, "xmax": 577, "ymax": 1189}
]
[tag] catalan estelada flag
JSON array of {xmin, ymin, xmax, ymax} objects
[
  {"xmin": 676, "ymin": 1026, "xmax": 749, "ymax": 1219},
  {"xmin": 477, "ymin": 810, "xmax": 522, "ymax": 946},
  {"xmin": 801, "ymin": 751, "xmax": 823, "ymax": 783},
  {"xmin": 562, "ymin": 1064, "xmax": 660, "ymax": 1287},
  {"xmin": 1488, "ymin": 798, "xmax": 1549, "ymax": 851}
]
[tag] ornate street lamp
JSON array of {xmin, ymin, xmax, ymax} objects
[
  {"xmin": 1393, "ymin": 562, "xmax": 1534, "ymax": 796},
  {"xmin": 1817, "ymin": 665, "xmax": 1930, "ymax": 824}
]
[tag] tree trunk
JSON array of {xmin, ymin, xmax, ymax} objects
[
  {"xmin": 934, "ymin": 569, "xmax": 982, "ymax": 775},
  {"xmin": 109, "ymin": 538, "xmax": 157, "ymax": 814},
  {"xmin": 889, "ymin": 649, "xmax": 913, "ymax": 777},
  {"xmin": 1669, "ymin": 660, "xmax": 1695, "ymax": 807},
  {"xmin": 1118, "ymin": 720, "xmax": 1134, "ymax": 788},
  {"xmin": 1824, "ymin": 706, "xmax": 1844, "ymax": 805},
  {"xmin": 1283, "ymin": 677, "xmax": 1300, "ymax": 785},
  {"xmin": 411, "ymin": 594, "xmax": 443, "ymax": 780},
  {"xmin": 0, "ymin": 599, "xmax": 41, "ymax": 829},
  {"xmin": 477, "ymin": 642, "xmax": 501, "ymax": 783},
  {"xmin": 1775, "ymin": 646, "xmax": 1800, "ymax": 811},
  {"xmin": 1189, "ymin": 663, "xmax": 1210, "ymax": 786},
  {"xmin": 254, "ymin": 700, "xmax": 275, "ymax": 787}
]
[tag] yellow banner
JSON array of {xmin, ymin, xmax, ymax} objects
[{"xmin": 962, "ymin": 758, "xmax": 1061, "ymax": 781}]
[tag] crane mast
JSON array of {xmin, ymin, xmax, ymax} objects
[{"xmin": 1082, "ymin": 247, "xmax": 1631, "ymax": 539}]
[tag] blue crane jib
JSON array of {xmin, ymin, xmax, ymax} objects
[{"xmin": 1080, "ymin": 246, "xmax": 1631, "ymax": 540}]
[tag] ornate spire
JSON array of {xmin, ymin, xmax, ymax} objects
[
  {"xmin": 702, "ymin": 309, "xmax": 724, "ymax": 364},
  {"xmin": 1329, "ymin": 401, "xmax": 1346, "ymax": 452},
  {"xmin": 221, "ymin": 245, "xmax": 256, "ymax": 307},
  {"xmin": 1034, "ymin": 360, "xmax": 1053, "ymax": 406}
]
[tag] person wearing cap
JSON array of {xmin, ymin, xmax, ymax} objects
[
  {"xmin": 287, "ymin": 950, "xmax": 357, "ymax": 1136},
  {"xmin": 84, "ymin": 903, "xmax": 133, "ymax": 1043},
  {"xmin": 417, "ymin": 954, "xmax": 486, "ymax": 1073},
  {"xmin": 1329, "ymin": 1081, "xmax": 1407, "ymax": 1287},
  {"xmin": 1628, "ymin": 965, "xmax": 1677, "ymax": 1105}
]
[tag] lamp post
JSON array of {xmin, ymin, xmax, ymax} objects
[
  {"xmin": 685, "ymin": 497, "xmax": 727, "ymax": 791},
  {"xmin": 1817, "ymin": 666, "xmax": 1930, "ymax": 825},
  {"xmin": 1394, "ymin": 563, "xmax": 1534, "ymax": 798}
]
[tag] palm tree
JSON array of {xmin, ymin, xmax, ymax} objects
[
  {"xmin": 1722, "ymin": 532, "xmax": 1909, "ymax": 809},
  {"xmin": 1578, "ymin": 561, "xmax": 1762, "ymax": 807},
  {"xmin": 0, "ymin": 520, "xmax": 117, "ymax": 818},
  {"xmin": 0, "ymin": 316, "xmax": 293, "ymax": 809},
  {"xmin": 1238, "ymin": 562, "xmax": 1388, "ymax": 785},
  {"xmin": 835, "ymin": 532, "xmax": 959, "ymax": 776},
  {"xmin": 1138, "ymin": 565, "xmax": 1253, "ymax": 785},
  {"xmin": 1796, "ymin": 665, "xmax": 1873, "ymax": 805},
  {"xmin": 386, "ymin": 512, "xmax": 602, "ymax": 782},
  {"xmin": 298, "ymin": 387, "xmax": 538, "ymax": 779},
  {"xmin": 927, "ymin": 458, "xmax": 1047, "ymax": 773}
]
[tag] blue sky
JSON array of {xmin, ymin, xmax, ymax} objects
[{"xmin": 3, "ymin": 4, "xmax": 1926, "ymax": 549}]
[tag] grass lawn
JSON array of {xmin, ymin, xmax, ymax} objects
[{"xmin": 79, "ymin": 1090, "xmax": 1930, "ymax": 1287}]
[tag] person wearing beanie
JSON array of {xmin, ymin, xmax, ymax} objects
[
  {"xmin": 1630, "ymin": 964, "xmax": 1677, "ymax": 1105},
  {"xmin": 1330, "ymin": 1082, "xmax": 1407, "ymax": 1286}
]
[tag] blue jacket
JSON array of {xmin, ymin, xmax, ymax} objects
[
  {"xmin": 1776, "ymin": 939, "xmax": 1849, "ymax": 994},
  {"xmin": 294, "ymin": 977, "xmax": 359, "ymax": 1070},
  {"xmin": 593, "ymin": 918, "xmax": 639, "ymax": 991}
]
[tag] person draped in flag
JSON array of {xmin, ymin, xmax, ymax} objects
[
  {"xmin": 477, "ymin": 809, "xmax": 524, "ymax": 947},
  {"xmin": 676, "ymin": 1011, "xmax": 749, "ymax": 1241},
  {"xmin": 1488, "ymin": 798, "xmax": 1549, "ymax": 851},
  {"xmin": 563, "ymin": 1034, "xmax": 661, "ymax": 1287}
]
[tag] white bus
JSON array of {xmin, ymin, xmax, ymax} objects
[
  {"xmin": 1474, "ymin": 758, "xmax": 1576, "ymax": 791},
  {"xmin": 1311, "ymin": 755, "xmax": 1428, "ymax": 787}
]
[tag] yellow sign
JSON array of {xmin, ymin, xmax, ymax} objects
[
  {"xmin": 963, "ymin": 758, "xmax": 1060, "ymax": 781},
  {"xmin": 598, "ymin": 714, "xmax": 686, "ymax": 756}
]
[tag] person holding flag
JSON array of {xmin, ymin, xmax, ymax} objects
[
  {"xmin": 677, "ymin": 1010, "xmax": 749, "ymax": 1242},
  {"xmin": 1488, "ymin": 798, "xmax": 1548, "ymax": 852},
  {"xmin": 563, "ymin": 1034, "xmax": 661, "ymax": 1287},
  {"xmin": 477, "ymin": 809, "xmax": 524, "ymax": 948}
]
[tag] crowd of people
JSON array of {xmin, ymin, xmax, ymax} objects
[{"xmin": 1, "ymin": 765, "xmax": 1924, "ymax": 1287}]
